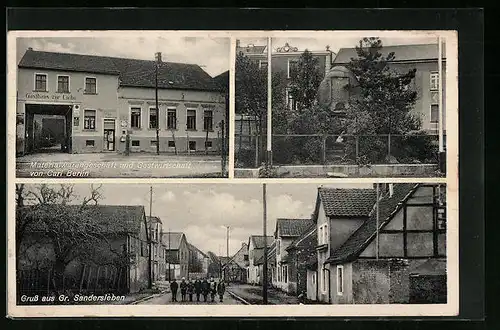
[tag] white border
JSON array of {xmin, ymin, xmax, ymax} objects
[{"xmin": 7, "ymin": 30, "xmax": 459, "ymax": 318}]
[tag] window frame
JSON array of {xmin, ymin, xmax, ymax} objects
[
  {"xmin": 85, "ymin": 139, "xmax": 95, "ymax": 147},
  {"xmin": 166, "ymin": 107, "xmax": 177, "ymax": 130},
  {"xmin": 131, "ymin": 140, "xmax": 140, "ymax": 147},
  {"xmin": 188, "ymin": 140, "xmax": 196, "ymax": 151},
  {"xmin": 287, "ymin": 59, "xmax": 299, "ymax": 79},
  {"xmin": 186, "ymin": 108, "xmax": 197, "ymax": 131},
  {"xmin": 83, "ymin": 109, "xmax": 97, "ymax": 130},
  {"xmin": 259, "ymin": 59, "xmax": 268, "ymax": 70},
  {"xmin": 203, "ymin": 109, "xmax": 214, "ymax": 131},
  {"xmin": 56, "ymin": 74, "xmax": 71, "ymax": 93},
  {"xmin": 84, "ymin": 76, "xmax": 98, "ymax": 94},
  {"xmin": 148, "ymin": 106, "xmax": 159, "ymax": 130},
  {"xmin": 34, "ymin": 73, "xmax": 48, "ymax": 92},
  {"xmin": 130, "ymin": 106, "xmax": 142, "ymax": 129},
  {"xmin": 336, "ymin": 265, "xmax": 344, "ymax": 296},
  {"xmin": 430, "ymin": 104, "xmax": 440, "ymax": 123},
  {"xmin": 430, "ymin": 71, "xmax": 439, "ymax": 91}
]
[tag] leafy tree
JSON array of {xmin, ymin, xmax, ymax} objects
[{"xmin": 288, "ymin": 49, "xmax": 323, "ymax": 112}]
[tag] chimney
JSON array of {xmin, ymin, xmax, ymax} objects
[{"xmin": 28, "ymin": 47, "xmax": 33, "ymax": 51}]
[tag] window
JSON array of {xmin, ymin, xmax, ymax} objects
[
  {"xmin": 288, "ymin": 59, "xmax": 299, "ymax": 79},
  {"xmin": 319, "ymin": 226, "xmax": 324, "ymax": 244},
  {"xmin": 149, "ymin": 107, "xmax": 158, "ymax": 129},
  {"xmin": 167, "ymin": 107, "xmax": 177, "ymax": 129},
  {"xmin": 187, "ymin": 109, "xmax": 197, "ymax": 130},
  {"xmin": 276, "ymin": 239, "xmax": 281, "ymax": 255},
  {"xmin": 285, "ymin": 88, "xmax": 297, "ymax": 111},
  {"xmin": 57, "ymin": 75, "xmax": 70, "ymax": 93},
  {"xmin": 322, "ymin": 269, "xmax": 328, "ymax": 293},
  {"xmin": 430, "ymin": 104, "xmax": 439, "ymax": 123},
  {"xmin": 34, "ymin": 74, "xmax": 47, "ymax": 91},
  {"xmin": 430, "ymin": 72, "xmax": 439, "ymax": 90},
  {"xmin": 203, "ymin": 110, "xmax": 213, "ymax": 131},
  {"xmin": 337, "ymin": 265, "xmax": 344, "ymax": 295},
  {"xmin": 130, "ymin": 107, "xmax": 141, "ymax": 128},
  {"xmin": 205, "ymin": 141, "xmax": 212, "ymax": 148},
  {"xmin": 312, "ymin": 273, "xmax": 316, "ymax": 285},
  {"xmin": 244, "ymin": 255, "xmax": 249, "ymax": 261},
  {"xmin": 150, "ymin": 140, "xmax": 157, "ymax": 147},
  {"xmin": 85, "ymin": 140, "xmax": 95, "ymax": 147},
  {"xmin": 323, "ymin": 224, "xmax": 328, "ymax": 245},
  {"xmin": 85, "ymin": 77, "xmax": 97, "ymax": 94},
  {"xmin": 259, "ymin": 60, "xmax": 268, "ymax": 70},
  {"xmin": 168, "ymin": 140, "xmax": 176, "ymax": 148},
  {"xmin": 132, "ymin": 140, "xmax": 140, "ymax": 147},
  {"xmin": 141, "ymin": 242, "xmax": 145, "ymax": 257},
  {"xmin": 84, "ymin": 110, "xmax": 96, "ymax": 130},
  {"xmin": 188, "ymin": 141, "xmax": 196, "ymax": 151},
  {"xmin": 283, "ymin": 265, "xmax": 288, "ymax": 283}
]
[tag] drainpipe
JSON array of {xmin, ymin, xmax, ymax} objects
[{"xmin": 323, "ymin": 265, "xmax": 332, "ymax": 304}]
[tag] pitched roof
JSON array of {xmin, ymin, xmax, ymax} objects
[
  {"xmin": 221, "ymin": 243, "xmax": 249, "ymax": 269},
  {"xmin": 146, "ymin": 216, "xmax": 162, "ymax": 224},
  {"xmin": 255, "ymin": 241, "xmax": 276, "ymax": 265},
  {"xmin": 333, "ymin": 43, "xmax": 447, "ymax": 65},
  {"xmin": 286, "ymin": 224, "xmax": 317, "ymax": 251},
  {"xmin": 187, "ymin": 243, "xmax": 208, "ymax": 258},
  {"xmin": 162, "ymin": 232, "xmax": 185, "ymax": 250},
  {"xmin": 213, "ymin": 70, "xmax": 229, "ymax": 90},
  {"xmin": 20, "ymin": 204, "xmax": 145, "ymax": 234},
  {"xmin": 326, "ymin": 184, "xmax": 418, "ymax": 265},
  {"xmin": 276, "ymin": 218, "xmax": 313, "ymax": 237},
  {"xmin": 249, "ymin": 235, "xmax": 274, "ymax": 249},
  {"xmin": 319, "ymin": 187, "xmax": 377, "ymax": 218},
  {"xmin": 18, "ymin": 49, "xmax": 220, "ymax": 92}
]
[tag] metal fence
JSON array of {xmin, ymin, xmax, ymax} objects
[{"xmin": 235, "ymin": 133, "xmax": 441, "ymax": 168}]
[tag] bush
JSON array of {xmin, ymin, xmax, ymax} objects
[{"xmin": 235, "ymin": 147, "xmax": 256, "ymax": 168}]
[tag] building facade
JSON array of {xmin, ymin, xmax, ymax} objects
[
  {"xmin": 162, "ymin": 232, "xmax": 189, "ymax": 280},
  {"xmin": 187, "ymin": 243, "xmax": 209, "ymax": 278},
  {"xmin": 319, "ymin": 43, "xmax": 447, "ymax": 135},
  {"xmin": 247, "ymin": 235, "xmax": 274, "ymax": 285},
  {"xmin": 308, "ymin": 183, "xmax": 447, "ymax": 304},
  {"xmin": 16, "ymin": 48, "xmax": 227, "ymax": 155},
  {"xmin": 222, "ymin": 242, "xmax": 249, "ymax": 283}
]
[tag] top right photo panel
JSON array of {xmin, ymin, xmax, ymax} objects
[{"xmin": 234, "ymin": 32, "xmax": 456, "ymax": 178}]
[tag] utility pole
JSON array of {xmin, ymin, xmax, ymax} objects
[
  {"xmin": 262, "ymin": 183, "xmax": 268, "ymax": 304},
  {"xmin": 147, "ymin": 186, "xmax": 153, "ymax": 289},
  {"xmin": 155, "ymin": 52, "xmax": 161, "ymax": 155},
  {"xmin": 266, "ymin": 37, "xmax": 273, "ymax": 169}
]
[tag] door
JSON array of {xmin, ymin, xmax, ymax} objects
[{"xmin": 103, "ymin": 119, "xmax": 116, "ymax": 151}]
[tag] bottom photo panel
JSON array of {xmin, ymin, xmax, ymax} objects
[{"xmin": 14, "ymin": 182, "xmax": 448, "ymax": 307}]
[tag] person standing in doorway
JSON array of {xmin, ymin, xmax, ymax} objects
[
  {"xmin": 170, "ymin": 278, "xmax": 178, "ymax": 302},
  {"xmin": 195, "ymin": 277, "xmax": 202, "ymax": 302},
  {"xmin": 180, "ymin": 277, "xmax": 187, "ymax": 302},
  {"xmin": 217, "ymin": 279, "xmax": 226, "ymax": 302}
]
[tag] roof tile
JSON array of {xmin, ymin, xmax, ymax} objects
[{"xmin": 319, "ymin": 188, "xmax": 377, "ymax": 218}]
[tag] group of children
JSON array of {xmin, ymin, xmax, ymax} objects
[{"xmin": 169, "ymin": 277, "xmax": 226, "ymax": 303}]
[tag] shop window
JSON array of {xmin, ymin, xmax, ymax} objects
[
  {"xmin": 85, "ymin": 140, "xmax": 95, "ymax": 147},
  {"xmin": 85, "ymin": 77, "xmax": 97, "ymax": 94},
  {"xmin": 205, "ymin": 141, "xmax": 212, "ymax": 148},
  {"xmin": 189, "ymin": 141, "xmax": 196, "ymax": 151},
  {"xmin": 203, "ymin": 110, "xmax": 213, "ymax": 131},
  {"xmin": 168, "ymin": 140, "xmax": 176, "ymax": 148},
  {"xmin": 132, "ymin": 140, "xmax": 140, "ymax": 147},
  {"xmin": 131, "ymin": 108, "xmax": 141, "ymax": 128},
  {"xmin": 57, "ymin": 75, "xmax": 70, "ymax": 93},
  {"xmin": 167, "ymin": 108, "xmax": 177, "ymax": 129},
  {"xmin": 337, "ymin": 266, "xmax": 344, "ymax": 295},
  {"xmin": 149, "ymin": 107, "xmax": 158, "ymax": 129},
  {"xmin": 187, "ymin": 109, "xmax": 197, "ymax": 130},
  {"xmin": 35, "ymin": 74, "xmax": 47, "ymax": 92},
  {"xmin": 84, "ymin": 110, "xmax": 96, "ymax": 130}
]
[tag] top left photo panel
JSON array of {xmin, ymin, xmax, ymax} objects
[{"xmin": 11, "ymin": 32, "xmax": 230, "ymax": 178}]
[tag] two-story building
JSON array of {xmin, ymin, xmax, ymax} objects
[
  {"xmin": 17, "ymin": 204, "xmax": 150, "ymax": 295},
  {"xmin": 309, "ymin": 183, "xmax": 447, "ymax": 304},
  {"xmin": 318, "ymin": 43, "xmax": 446, "ymax": 135},
  {"xmin": 246, "ymin": 235, "xmax": 274, "ymax": 285},
  {"xmin": 16, "ymin": 48, "xmax": 227, "ymax": 155},
  {"xmin": 272, "ymin": 218, "xmax": 313, "ymax": 293},
  {"xmin": 162, "ymin": 232, "xmax": 189, "ymax": 280}
]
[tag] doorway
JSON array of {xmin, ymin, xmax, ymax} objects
[
  {"xmin": 24, "ymin": 104, "xmax": 73, "ymax": 154},
  {"xmin": 103, "ymin": 119, "xmax": 116, "ymax": 151}
]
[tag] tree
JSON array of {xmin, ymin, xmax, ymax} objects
[
  {"xmin": 16, "ymin": 184, "xmax": 130, "ymax": 295},
  {"xmin": 344, "ymin": 37, "xmax": 423, "ymax": 163},
  {"xmin": 288, "ymin": 49, "xmax": 323, "ymax": 112}
]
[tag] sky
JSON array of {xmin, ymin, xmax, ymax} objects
[
  {"xmin": 22, "ymin": 182, "xmax": 372, "ymax": 256},
  {"xmin": 16, "ymin": 36, "xmax": 230, "ymax": 77},
  {"xmin": 238, "ymin": 35, "xmax": 439, "ymax": 55}
]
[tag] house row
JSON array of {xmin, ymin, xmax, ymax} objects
[
  {"xmin": 16, "ymin": 48, "xmax": 228, "ymax": 155},
  {"xmin": 239, "ymin": 183, "xmax": 447, "ymax": 304},
  {"xmin": 17, "ymin": 204, "xmax": 210, "ymax": 295}
]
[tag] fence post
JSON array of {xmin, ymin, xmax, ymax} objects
[
  {"xmin": 322, "ymin": 135, "xmax": 327, "ymax": 165},
  {"xmin": 355, "ymin": 135, "xmax": 360, "ymax": 160}
]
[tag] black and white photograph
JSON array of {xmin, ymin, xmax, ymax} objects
[
  {"xmin": 13, "ymin": 33, "xmax": 229, "ymax": 178},
  {"xmin": 235, "ymin": 33, "xmax": 449, "ymax": 178},
  {"xmin": 15, "ymin": 182, "xmax": 448, "ymax": 307}
]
